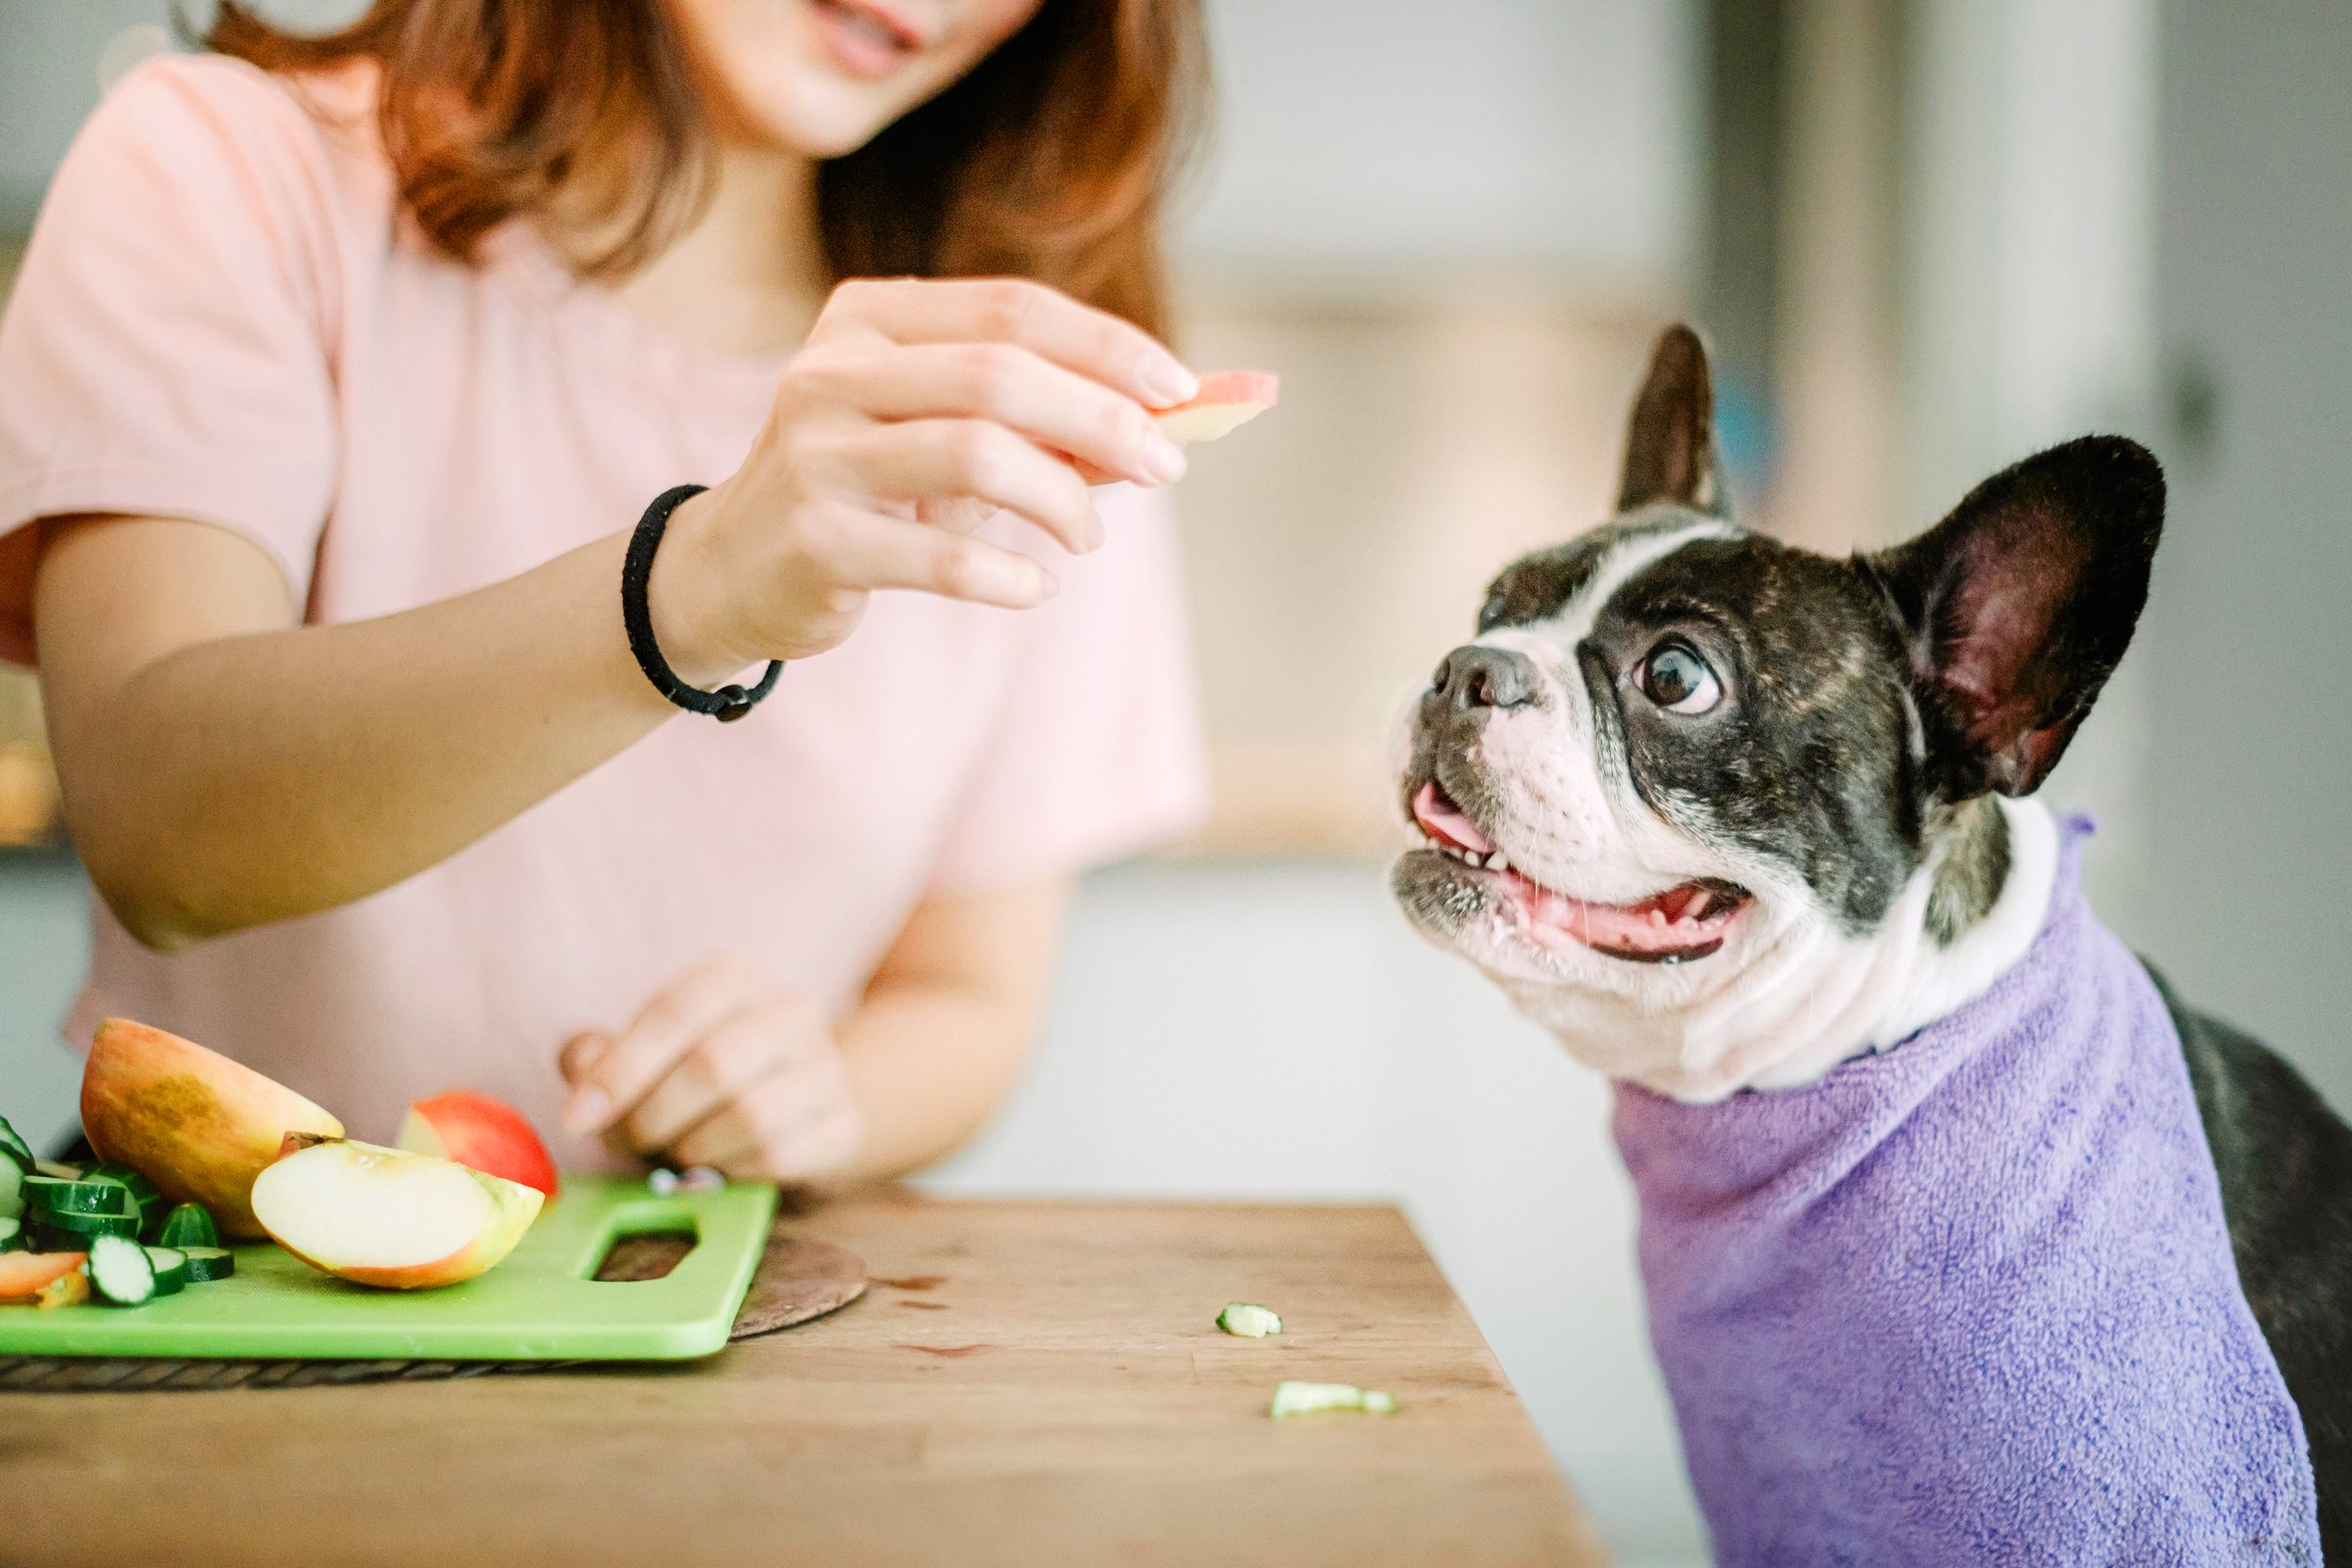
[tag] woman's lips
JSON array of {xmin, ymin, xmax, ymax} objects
[
  {"xmin": 1408, "ymin": 780, "xmax": 1746, "ymax": 962},
  {"xmin": 809, "ymin": 0, "xmax": 924, "ymax": 80}
]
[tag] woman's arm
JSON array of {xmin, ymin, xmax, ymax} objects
[
  {"xmin": 557, "ymin": 878, "xmax": 1071, "ymax": 1187},
  {"xmin": 832, "ymin": 877, "xmax": 1070, "ymax": 1184},
  {"xmin": 36, "ymin": 517, "xmax": 690, "ymax": 950},
  {"xmin": 30, "ymin": 277, "xmax": 1194, "ymax": 949}
]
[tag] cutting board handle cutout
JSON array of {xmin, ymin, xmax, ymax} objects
[{"xmin": 584, "ymin": 1199, "xmax": 710, "ymax": 1284}]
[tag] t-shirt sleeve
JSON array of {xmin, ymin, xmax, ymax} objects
[
  {"xmin": 0, "ymin": 55, "xmax": 342, "ymax": 663},
  {"xmin": 928, "ymin": 483, "xmax": 1212, "ymax": 894}
]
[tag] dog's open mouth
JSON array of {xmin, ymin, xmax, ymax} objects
[{"xmin": 1409, "ymin": 782, "xmax": 1749, "ymax": 964}]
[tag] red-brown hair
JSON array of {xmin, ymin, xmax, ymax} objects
[{"xmin": 204, "ymin": 0, "xmax": 1206, "ymax": 335}]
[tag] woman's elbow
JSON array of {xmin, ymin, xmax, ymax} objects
[{"xmin": 79, "ymin": 843, "xmax": 239, "ymax": 954}]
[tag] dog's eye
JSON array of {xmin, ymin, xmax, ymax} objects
[{"xmin": 1639, "ymin": 641, "xmax": 1722, "ymax": 714}]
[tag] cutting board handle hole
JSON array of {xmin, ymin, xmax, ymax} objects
[{"xmin": 591, "ymin": 1227, "xmax": 700, "ymax": 1283}]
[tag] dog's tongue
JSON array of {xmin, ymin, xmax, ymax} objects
[
  {"xmin": 1412, "ymin": 783, "xmax": 1494, "ymax": 855},
  {"xmin": 1511, "ymin": 876, "xmax": 1729, "ymax": 956}
]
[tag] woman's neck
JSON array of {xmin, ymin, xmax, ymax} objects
[{"xmin": 605, "ymin": 143, "xmax": 829, "ymax": 358}]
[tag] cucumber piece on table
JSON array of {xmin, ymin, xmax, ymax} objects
[
  {"xmin": 22, "ymin": 1173, "xmax": 138, "ymax": 1216},
  {"xmin": 0, "ymin": 1152, "xmax": 20, "ymax": 1221},
  {"xmin": 177, "ymin": 1245, "xmax": 234, "ymax": 1284},
  {"xmin": 1268, "ymin": 1381, "xmax": 1398, "ymax": 1419},
  {"xmin": 154, "ymin": 1202, "xmax": 219, "ymax": 1250},
  {"xmin": 141, "ymin": 1245, "xmax": 188, "ymax": 1297},
  {"xmin": 26, "ymin": 1203, "xmax": 142, "ymax": 1241},
  {"xmin": 0, "ymin": 1115, "xmax": 32, "ymax": 1173},
  {"xmin": 87, "ymin": 1234, "xmax": 157, "ymax": 1306},
  {"xmin": 0, "ymin": 1215, "xmax": 22, "ymax": 1252},
  {"xmin": 1216, "ymin": 1302, "xmax": 1283, "ymax": 1338}
]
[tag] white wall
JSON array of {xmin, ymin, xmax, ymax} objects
[{"xmin": 1185, "ymin": 0, "xmax": 1699, "ymax": 280}]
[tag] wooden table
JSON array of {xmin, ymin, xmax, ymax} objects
[{"xmin": 0, "ymin": 1194, "xmax": 1608, "ymax": 1567}]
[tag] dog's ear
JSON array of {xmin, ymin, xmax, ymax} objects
[
  {"xmin": 1864, "ymin": 435, "xmax": 2163, "ymax": 800},
  {"xmin": 1618, "ymin": 324, "xmax": 1728, "ymax": 517}
]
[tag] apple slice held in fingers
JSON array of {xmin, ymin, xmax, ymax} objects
[
  {"xmin": 398, "ymin": 1090, "xmax": 560, "ymax": 1200},
  {"xmin": 1152, "ymin": 370, "xmax": 1280, "ymax": 444},
  {"xmin": 253, "ymin": 1137, "xmax": 543, "ymax": 1291},
  {"xmin": 1071, "ymin": 368, "xmax": 1280, "ymax": 484}
]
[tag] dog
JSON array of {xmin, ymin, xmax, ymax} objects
[{"xmin": 1392, "ymin": 324, "xmax": 2352, "ymax": 1565}]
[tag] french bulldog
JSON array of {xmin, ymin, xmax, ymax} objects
[{"xmin": 1392, "ymin": 325, "xmax": 2352, "ymax": 1565}]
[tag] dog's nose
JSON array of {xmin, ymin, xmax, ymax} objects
[{"xmin": 1429, "ymin": 645, "xmax": 1538, "ymax": 712}]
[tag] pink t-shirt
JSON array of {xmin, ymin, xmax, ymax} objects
[{"xmin": 0, "ymin": 55, "xmax": 1208, "ymax": 1165}]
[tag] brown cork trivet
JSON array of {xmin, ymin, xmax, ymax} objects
[{"xmin": 0, "ymin": 1217, "xmax": 865, "ymax": 1392}]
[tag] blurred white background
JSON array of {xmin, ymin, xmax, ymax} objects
[{"xmin": 7, "ymin": 3, "xmax": 2352, "ymax": 1564}]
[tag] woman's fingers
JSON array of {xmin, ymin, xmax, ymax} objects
[
  {"xmin": 803, "ymin": 505, "xmax": 1058, "ymax": 609},
  {"xmin": 562, "ymin": 955, "xmax": 765, "ymax": 1135},
  {"xmin": 618, "ymin": 994, "xmax": 824, "ymax": 1152},
  {"xmin": 821, "ymin": 418, "xmax": 1099, "ymax": 556},
  {"xmin": 798, "ymin": 342, "xmax": 1185, "ymax": 489},
  {"xmin": 669, "ymin": 1059, "xmax": 866, "ymax": 1184},
  {"xmin": 821, "ymin": 276, "xmax": 1198, "ymax": 411}
]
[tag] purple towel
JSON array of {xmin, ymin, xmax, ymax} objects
[{"xmin": 1613, "ymin": 819, "xmax": 2319, "ymax": 1566}]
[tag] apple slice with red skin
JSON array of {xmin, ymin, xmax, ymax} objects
[
  {"xmin": 253, "ymin": 1136, "xmax": 543, "ymax": 1291},
  {"xmin": 1071, "ymin": 368, "xmax": 1280, "ymax": 483},
  {"xmin": 80, "ymin": 1017, "xmax": 343, "ymax": 1240},
  {"xmin": 398, "ymin": 1090, "xmax": 561, "ymax": 1200},
  {"xmin": 0, "ymin": 1250, "xmax": 88, "ymax": 1301}
]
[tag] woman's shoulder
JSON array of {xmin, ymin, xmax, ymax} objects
[{"xmin": 85, "ymin": 51, "xmax": 395, "ymax": 241}]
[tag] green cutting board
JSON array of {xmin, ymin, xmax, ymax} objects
[{"xmin": 0, "ymin": 1176, "xmax": 777, "ymax": 1361}]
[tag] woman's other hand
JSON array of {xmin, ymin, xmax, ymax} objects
[
  {"xmin": 649, "ymin": 276, "xmax": 1199, "ymax": 680},
  {"xmin": 559, "ymin": 955, "xmax": 866, "ymax": 1185}
]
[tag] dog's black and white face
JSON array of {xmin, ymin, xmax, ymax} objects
[{"xmin": 1392, "ymin": 326, "xmax": 2166, "ymax": 1098}]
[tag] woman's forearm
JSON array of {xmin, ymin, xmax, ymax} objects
[
  {"xmin": 831, "ymin": 980, "xmax": 1037, "ymax": 1186},
  {"xmin": 35, "ymin": 517, "xmax": 739, "ymax": 949}
]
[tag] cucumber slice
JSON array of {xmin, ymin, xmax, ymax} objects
[
  {"xmin": 22, "ymin": 1173, "xmax": 138, "ymax": 1216},
  {"xmin": 0, "ymin": 1115, "xmax": 32, "ymax": 1172},
  {"xmin": 155, "ymin": 1202, "xmax": 219, "ymax": 1250},
  {"xmin": 1216, "ymin": 1302, "xmax": 1283, "ymax": 1338},
  {"xmin": 0, "ymin": 1215, "xmax": 22, "ymax": 1252},
  {"xmin": 141, "ymin": 1246, "xmax": 188, "ymax": 1297},
  {"xmin": 177, "ymin": 1245, "xmax": 234, "ymax": 1284},
  {"xmin": 25, "ymin": 1203, "xmax": 142, "ymax": 1240},
  {"xmin": 0, "ymin": 1152, "xmax": 20, "ymax": 1220},
  {"xmin": 1268, "ymin": 1381, "xmax": 1398, "ymax": 1419},
  {"xmin": 87, "ymin": 1162, "xmax": 158, "ymax": 1201},
  {"xmin": 88, "ymin": 1234, "xmax": 157, "ymax": 1305}
]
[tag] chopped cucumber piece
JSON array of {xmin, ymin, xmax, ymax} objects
[
  {"xmin": 0, "ymin": 1216, "xmax": 21, "ymax": 1251},
  {"xmin": 1216, "ymin": 1302, "xmax": 1283, "ymax": 1338},
  {"xmin": 1269, "ymin": 1381, "xmax": 1398, "ymax": 1419},
  {"xmin": 177, "ymin": 1246, "xmax": 234, "ymax": 1284},
  {"xmin": 87, "ymin": 1162, "xmax": 158, "ymax": 1201},
  {"xmin": 0, "ymin": 1115, "xmax": 32, "ymax": 1172},
  {"xmin": 88, "ymin": 1234, "xmax": 157, "ymax": 1306},
  {"xmin": 0, "ymin": 1152, "xmax": 20, "ymax": 1220},
  {"xmin": 26, "ymin": 1204, "xmax": 142, "ymax": 1241},
  {"xmin": 177, "ymin": 1245, "xmax": 234, "ymax": 1283},
  {"xmin": 141, "ymin": 1246, "xmax": 188, "ymax": 1297},
  {"xmin": 155, "ymin": 1202, "xmax": 219, "ymax": 1250},
  {"xmin": 22, "ymin": 1173, "xmax": 137, "ymax": 1216}
]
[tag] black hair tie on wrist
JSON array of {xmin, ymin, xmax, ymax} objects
[{"xmin": 621, "ymin": 483, "xmax": 782, "ymax": 723}]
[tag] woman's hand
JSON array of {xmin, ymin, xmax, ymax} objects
[
  {"xmin": 559, "ymin": 956, "xmax": 867, "ymax": 1185},
  {"xmin": 649, "ymin": 276, "xmax": 1199, "ymax": 680}
]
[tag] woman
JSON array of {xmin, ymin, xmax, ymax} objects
[{"xmin": 0, "ymin": 0, "xmax": 1211, "ymax": 1186}]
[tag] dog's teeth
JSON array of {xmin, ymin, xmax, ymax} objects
[
  {"xmin": 1649, "ymin": 908, "xmax": 1668, "ymax": 928},
  {"xmin": 1487, "ymin": 851, "xmax": 1509, "ymax": 874},
  {"xmin": 1686, "ymin": 892, "xmax": 1711, "ymax": 920},
  {"xmin": 1464, "ymin": 852, "xmax": 1484, "ymax": 868}
]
